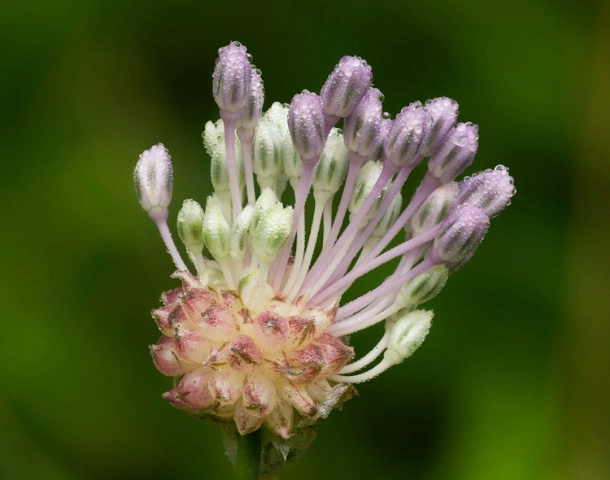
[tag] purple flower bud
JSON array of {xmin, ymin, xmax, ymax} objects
[
  {"xmin": 321, "ymin": 56, "xmax": 372, "ymax": 119},
  {"xmin": 384, "ymin": 102, "xmax": 430, "ymax": 169},
  {"xmin": 427, "ymin": 122, "xmax": 478, "ymax": 183},
  {"xmin": 420, "ymin": 97, "xmax": 459, "ymax": 157},
  {"xmin": 212, "ymin": 42, "xmax": 252, "ymax": 114},
  {"xmin": 134, "ymin": 143, "xmax": 173, "ymax": 222},
  {"xmin": 287, "ymin": 91, "xmax": 326, "ymax": 164},
  {"xmin": 343, "ymin": 88, "xmax": 383, "ymax": 157},
  {"xmin": 237, "ymin": 67, "xmax": 264, "ymax": 131},
  {"xmin": 433, "ymin": 204, "xmax": 490, "ymax": 269},
  {"xmin": 458, "ymin": 165, "xmax": 516, "ymax": 218},
  {"xmin": 367, "ymin": 117, "xmax": 392, "ymax": 162}
]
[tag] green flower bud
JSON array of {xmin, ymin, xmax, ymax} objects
[
  {"xmin": 253, "ymin": 118, "xmax": 283, "ymax": 189},
  {"xmin": 177, "ymin": 199, "xmax": 204, "ymax": 249},
  {"xmin": 372, "ymin": 191, "xmax": 402, "ymax": 238},
  {"xmin": 230, "ymin": 205, "xmax": 254, "ymax": 260},
  {"xmin": 411, "ymin": 182, "xmax": 459, "ymax": 235},
  {"xmin": 203, "ymin": 120, "xmax": 245, "ymax": 198},
  {"xmin": 349, "ymin": 160, "xmax": 383, "ymax": 217},
  {"xmin": 251, "ymin": 203, "xmax": 293, "ymax": 263},
  {"xmin": 202, "ymin": 195, "xmax": 231, "ymax": 260},
  {"xmin": 397, "ymin": 265, "xmax": 448, "ymax": 308},
  {"xmin": 313, "ymin": 128, "xmax": 349, "ymax": 197}
]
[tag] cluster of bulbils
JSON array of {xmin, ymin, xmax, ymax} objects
[{"xmin": 134, "ymin": 42, "xmax": 515, "ymax": 439}]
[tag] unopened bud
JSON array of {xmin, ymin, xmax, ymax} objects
[
  {"xmin": 428, "ymin": 122, "xmax": 478, "ymax": 183},
  {"xmin": 397, "ymin": 265, "xmax": 449, "ymax": 308},
  {"xmin": 420, "ymin": 97, "xmax": 459, "ymax": 157},
  {"xmin": 177, "ymin": 199, "xmax": 204, "ymax": 249},
  {"xmin": 385, "ymin": 309, "xmax": 433, "ymax": 362},
  {"xmin": 253, "ymin": 118, "xmax": 283, "ymax": 188},
  {"xmin": 205, "ymin": 120, "xmax": 245, "ymax": 197},
  {"xmin": 134, "ymin": 143, "xmax": 173, "ymax": 221},
  {"xmin": 367, "ymin": 117, "xmax": 392, "ymax": 162},
  {"xmin": 411, "ymin": 182, "xmax": 459, "ymax": 235},
  {"xmin": 384, "ymin": 102, "xmax": 430, "ymax": 169},
  {"xmin": 458, "ymin": 165, "xmax": 516, "ymax": 218},
  {"xmin": 343, "ymin": 88, "xmax": 383, "ymax": 157},
  {"xmin": 433, "ymin": 204, "xmax": 490, "ymax": 269},
  {"xmin": 237, "ymin": 67, "xmax": 264, "ymax": 131},
  {"xmin": 212, "ymin": 42, "xmax": 252, "ymax": 114},
  {"xmin": 230, "ymin": 205, "xmax": 254, "ymax": 260},
  {"xmin": 202, "ymin": 195, "xmax": 231, "ymax": 260},
  {"xmin": 264, "ymin": 102, "xmax": 290, "ymax": 136},
  {"xmin": 313, "ymin": 128, "xmax": 349, "ymax": 197},
  {"xmin": 287, "ymin": 91, "xmax": 326, "ymax": 164},
  {"xmin": 372, "ymin": 191, "xmax": 402, "ymax": 238},
  {"xmin": 251, "ymin": 203, "xmax": 293, "ymax": 263},
  {"xmin": 349, "ymin": 160, "xmax": 383, "ymax": 218},
  {"xmin": 321, "ymin": 56, "xmax": 372, "ymax": 119}
]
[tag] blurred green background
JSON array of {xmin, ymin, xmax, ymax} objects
[{"xmin": 1, "ymin": 0, "xmax": 609, "ymax": 479}]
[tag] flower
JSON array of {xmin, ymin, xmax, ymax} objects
[{"xmin": 134, "ymin": 42, "xmax": 515, "ymax": 444}]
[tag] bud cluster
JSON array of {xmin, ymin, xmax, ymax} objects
[{"xmin": 134, "ymin": 41, "xmax": 515, "ymax": 460}]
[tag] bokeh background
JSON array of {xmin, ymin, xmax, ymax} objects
[{"xmin": 1, "ymin": 0, "xmax": 609, "ymax": 479}]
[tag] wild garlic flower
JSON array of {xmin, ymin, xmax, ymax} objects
[{"xmin": 134, "ymin": 42, "xmax": 515, "ymax": 442}]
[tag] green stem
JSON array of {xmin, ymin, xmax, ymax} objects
[{"xmin": 235, "ymin": 430, "xmax": 262, "ymax": 480}]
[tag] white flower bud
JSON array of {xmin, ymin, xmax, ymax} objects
[
  {"xmin": 202, "ymin": 195, "xmax": 231, "ymax": 260},
  {"xmin": 386, "ymin": 309, "xmax": 433, "ymax": 362},
  {"xmin": 177, "ymin": 199, "xmax": 204, "ymax": 249},
  {"xmin": 134, "ymin": 143, "xmax": 173, "ymax": 221}
]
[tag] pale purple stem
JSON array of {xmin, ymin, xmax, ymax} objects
[
  {"xmin": 270, "ymin": 163, "xmax": 316, "ymax": 289},
  {"xmin": 323, "ymin": 165, "xmax": 412, "ymax": 288},
  {"xmin": 313, "ymin": 153, "xmax": 365, "ymax": 270},
  {"xmin": 311, "ymin": 225, "xmax": 438, "ymax": 304},
  {"xmin": 365, "ymin": 173, "xmax": 441, "ymax": 262},
  {"xmin": 237, "ymin": 129, "xmax": 256, "ymax": 206},
  {"xmin": 300, "ymin": 163, "xmax": 396, "ymax": 294},
  {"xmin": 220, "ymin": 112, "xmax": 242, "ymax": 216},
  {"xmin": 336, "ymin": 257, "xmax": 437, "ymax": 319}
]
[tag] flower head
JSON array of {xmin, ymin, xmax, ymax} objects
[{"xmin": 134, "ymin": 43, "xmax": 515, "ymax": 451}]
